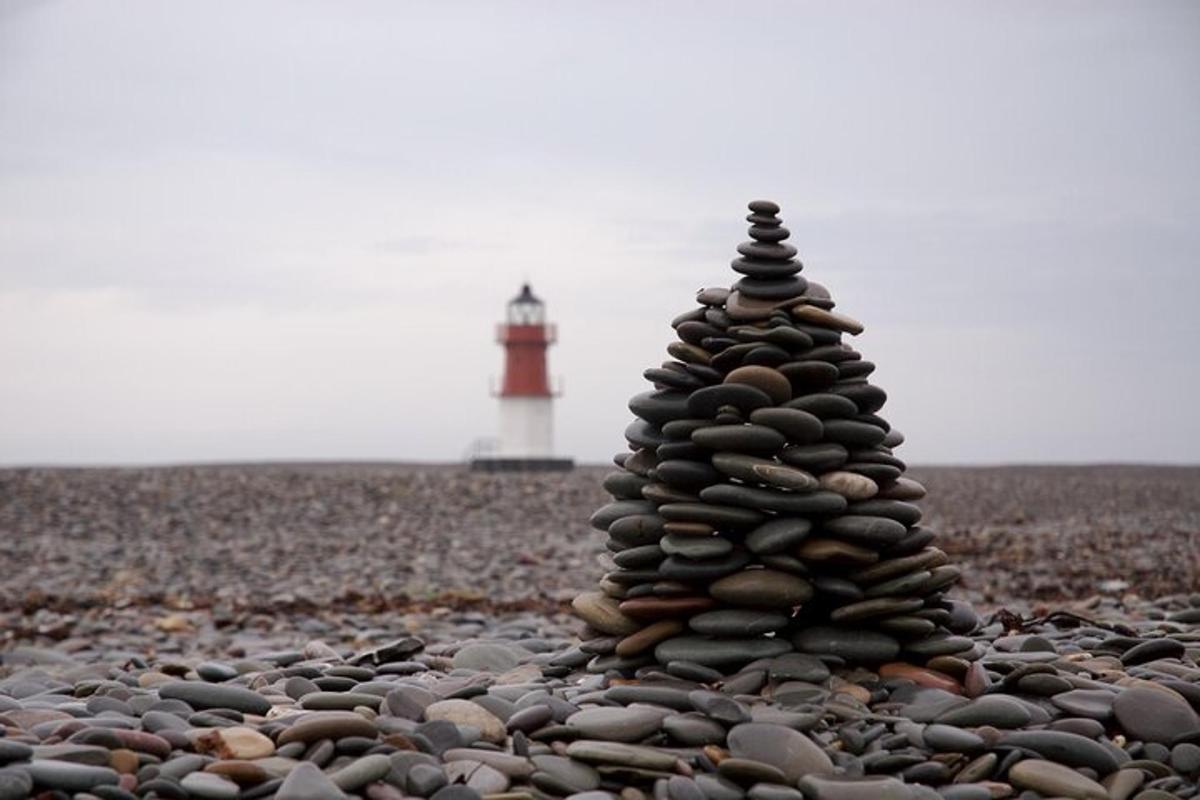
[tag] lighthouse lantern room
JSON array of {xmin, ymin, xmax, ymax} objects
[{"xmin": 472, "ymin": 283, "xmax": 573, "ymax": 470}]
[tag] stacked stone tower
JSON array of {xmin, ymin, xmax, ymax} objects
[{"xmin": 573, "ymin": 200, "xmax": 975, "ymax": 675}]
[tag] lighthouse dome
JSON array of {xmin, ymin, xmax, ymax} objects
[{"xmin": 507, "ymin": 282, "xmax": 545, "ymax": 324}]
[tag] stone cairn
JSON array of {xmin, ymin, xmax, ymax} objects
[{"xmin": 573, "ymin": 200, "xmax": 977, "ymax": 676}]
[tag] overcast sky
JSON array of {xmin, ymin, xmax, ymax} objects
[{"xmin": 1, "ymin": 1, "xmax": 1197, "ymax": 466}]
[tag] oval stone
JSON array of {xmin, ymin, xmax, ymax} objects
[
  {"xmin": 748, "ymin": 408, "xmax": 823, "ymax": 444},
  {"xmin": 727, "ymin": 723, "xmax": 833, "ymax": 783},
  {"xmin": 689, "ymin": 609, "xmax": 791, "ymax": 637},
  {"xmin": 784, "ymin": 393, "xmax": 859, "ymax": 419},
  {"xmin": 710, "ymin": 569, "xmax": 814, "ymax": 608},
  {"xmin": 658, "ymin": 502, "xmax": 766, "ymax": 528},
  {"xmin": 724, "ymin": 366, "xmax": 792, "ymax": 404},
  {"xmin": 1007, "ymin": 759, "xmax": 1107, "ymax": 800},
  {"xmin": 692, "ymin": 425, "xmax": 786, "ymax": 456},
  {"xmin": 654, "ymin": 636, "xmax": 793, "ymax": 669},
  {"xmin": 780, "ymin": 444, "xmax": 849, "ymax": 472},
  {"xmin": 699, "ymin": 484, "xmax": 847, "ymax": 515},
  {"xmin": 822, "ymin": 515, "xmax": 908, "ymax": 546},
  {"xmin": 746, "ymin": 517, "xmax": 813, "ymax": 554},
  {"xmin": 818, "ymin": 471, "xmax": 878, "ymax": 500},
  {"xmin": 822, "ymin": 419, "xmax": 887, "ymax": 447},
  {"xmin": 571, "ymin": 592, "xmax": 642, "ymax": 635},
  {"xmin": 792, "ymin": 626, "xmax": 901, "ymax": 662},
  {"xmin": 654, "ymin": 459, "xmax": 723, "ymax": 491}
]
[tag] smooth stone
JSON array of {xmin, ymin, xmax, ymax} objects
[
  {"xmin": 453, "ymin": 644, "xmax": 520, "ymax": 673},
  {"xmin": 746, "ymin": 518, "xmax": 813, "ymax": 554},
  {"xmin": 159, "ymin": 681, "xmax": 272, "ymax": 715},
  {"xmin": 822, "ymin": 419, "xmax": 887, "ymax": 447},
  {"xmin": 194, "ymin": 726, "xmax": 275, "ymax": 759},
  {"xmin": 688, "ymin": 384, "xmax": 774, "ymax": 418},
  {"xmin": 747, "ymin": 408, "xmax": 823, "ymax": 444},
  {"xmin": 818, "ymin": 471, "xmax": 878, "ymax": 500},
  {"xmin": 797, "ymin": 775, "xmax": 913, "ymax": 800},
  {"xmin": 830, "ymin": 596, "xmax": 924, "ymax": 623},
  {"xmin": 592, "ymin": 501, "xmax": 658, "ymax": 531},
  {"xmin": 663, "ymin": 713, "xmax": 727, "ymax": 745},
  {"xmin": 299, "ymin": 691, "xmax": 384, "ymax": 711},
  {"xmin": 407, "ymin": 763, "xmax": 449, "ymax": 796},
  {"xmin": 707, "ymin": 450, "xmax": 771, "ymax": 481},
  {"xmin": 1113, "ymin": 685, "xmax": 1200, "ymax": 744},
  {"xmin": 690, "ymin": 691, "xmax": 751, "ymax": 725},
  {"xmin": 181, "ymin": 772, "xmax": 240, "ymax": 799},
  {"xmin": 767, "ymin": 653, "xmax": 831, "ymax": 683},
  {"xmin": 608, "ymin": 514, "xmax": 667, "ymax": 547},
  {"xmin": 699, "ymin": 484, "xmax": 846, "ymax": 515},
  {"xmin": 692, "ymin": 425, "xmax": 787, "ymax": 456},
  {"xmin": 424, "ymin": 700, "xmax": 506, "ymax": 744},
  {"xmin": 999, "ymin": 731, "xmax": 1122, "ymax": 775},
  {"xmin": 936, "ymin": 696, "xmax": 1032, "ymax": 728},
  {"xmin": 330, "ymin": 754, "xmax": 391, "ymax": 790},
  {"xmin": 661, "ymin": 533, "xmax": 733, "ymax": 559},
  {"xmin": 572, "ymin": 592, "xmax": 641, "ymax": 636},
  {"xmin": 566, "ymin": 707, "xmax": 664, "ymax": 742},
  {"xmin": 1171, "ymin": 742, "xmax": 1200, "ymax": 774},
  {"xmin": 830, "ymin": 383, "xmax": 887, "ymax": 413},
  {"xmin": 778, "ymin": 361, "xmax": 839, "ymax": 391},
  {"xmin": 725, "ymin": 366, "xmax": 792, "ymax": 405},
  {"xmin": 779, "ymin": 444, "xmax": 849, "ymax": 472},
  {"xmin": 626, "ymin": 418, "xmax": 666, "ymax": 449},
  {"xmin": 875, "ymin": 477, "xmax": 925, "ymax": 500},
  {"xmin": 655, "ymin": 636, "xmax": 792, "ymax": 669},
  {"xmin": 1007, "ymin": 758, "xmax": 1107, "ymax": 800},
  {"xmin": 1121, "ymin": 638, "xmax": 1185, "ymax": 666},
  {"xmin": 1051, "ymin": 689, "xmax": 1117, "ymax": 721},
  {"xmin": 658, "ymin": 551, "xmax": 753, "ymax": 582},
  {"xmin": 690, "ymin": 609, "xmax": 790, "ymax": 637},
  {"xmin": 564, "ymin": 741, "xmax": 677, "ymax": 771},
  {"xmin": 822, "ymin": 515, "xmax": 908, "ymax": 545},
  {"xmin": 791, "ymin": 305, "xmax": 864, "ymax": 335},
  {"xmin": 617, "ymin": 620, "xmax": 686, "ymax": 657},
  {"xmin": 0, "ymin": 742, "xmax": 33, "ymax": 764},
  {"xmin": 846, "ymin": 499, "xmax": 923, "ymax": 525},
  {"xmin": 795, "ymin": 538, "xmax": 878, "ymax": 566},
  {"xmin": 751, "ymin": 463, "xmax": 819, "ymax": 492},
  {"xmin": 655, "ymin": 460, "xmax": 724, "ymax": 492},
  {"xmin": 793, "ymin": 627, "xmax": 900, "ymax": 662},
  {"xmin": 734, "ymin": 276, "xmax": 808, "ymax": 300},
  {"xmin": 277, "ymin": 712, "xmax": 379, "ymax": 746},
  {"xmin": 710, "ymin": 569, "xmax": 814, "ymax": 607},
  {"xmin": 273, "ymin": 761, "xmax": 347, "ymax": 800},
  {"xmin": 620, "ymin": 595, "xmax": 718, "ymax": 618},
  {"xmin": 20, "ymin": 761, "xmax": 120, "ymax": 792},
  {"xmin": 923, "ymin": 724, "xmax": 983, "ymax": 752},
  {"xmin": 531, "ymin": 754, "xmax": 600, "ymax": 793},
  {"xmin": 0, "ymin": 771, "xmax": 32, "ymax": 800},
  {"xmin": 785, "ymin": 393, "xmax": 859, "ymax": 419},
  {"xmin": 659, "ymin": 502, "xmax": 766, "ymax": 528},
  {"xmin": 629, "ymin": 390, "xmax": 691, "ymax": 425},
  {"xmin": 718, "ymin": 757, "xmax": 789, "ymax": 786},
  {"xmin": 727, "ymin": 723, "xmax": 833, "ymax": 783}
]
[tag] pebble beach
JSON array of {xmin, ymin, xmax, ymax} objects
[{"xmin": 1, "ymin": 463, "xmax": 1199, "ymax": 800}]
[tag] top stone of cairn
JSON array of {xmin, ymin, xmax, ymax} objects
[{"xmin": 573, "ymin": 200, "xmax": 974, "ymax": 675}]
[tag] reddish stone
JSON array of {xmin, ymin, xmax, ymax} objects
[{"xmin": 879, "ymin": 662, "xmax": 963, "ymax": 694}]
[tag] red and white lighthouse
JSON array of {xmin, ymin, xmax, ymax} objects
[{"xmin": 475, "ymin": 283, "xmax": 572, "ymax": 469}]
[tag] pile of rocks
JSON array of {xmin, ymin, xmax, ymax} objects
[{"xmin": 574, "ymin": 200, "xmax": 973, "ymax": 675}]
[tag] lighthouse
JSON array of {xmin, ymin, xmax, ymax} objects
[{"xmin": 472, "ymin": 283, "xmax": 573, "ymax": 470}]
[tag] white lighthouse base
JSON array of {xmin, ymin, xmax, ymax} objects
[{"xmin": 471, "ymin": 396, "xmax": 573, "ymax": 471}]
